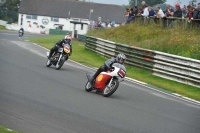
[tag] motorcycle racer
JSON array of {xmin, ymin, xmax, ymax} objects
[
  {"xmin": 48, "ymin": 33, "xmax": 72, "ymax": 60},
  {"xmin": 90, "ymin": 53, "xmax": 126, "ymax": 84}
]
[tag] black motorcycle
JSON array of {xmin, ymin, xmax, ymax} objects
[{"xmin": 46, "ymin": 43, "xmax": 71, "ymax": 70}]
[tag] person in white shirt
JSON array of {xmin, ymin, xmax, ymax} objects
[
  {"xmin": 141, "ymin": 5, "xmax": 149, "ymax": 17},
  {"xmin": 155, "ymin": 6, "xmax": 165, "ymax": 18}
]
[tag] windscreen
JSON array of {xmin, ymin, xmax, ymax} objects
[
  {"xmin": 63, "ymin": 43, "xmax": 70, "ymax": 49},
  {"xmin": 112, "ymin": 63, "xmax": 126, "ymax": 72}
]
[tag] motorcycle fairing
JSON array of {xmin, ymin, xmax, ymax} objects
[
  {"xmin": 63, "ymin": 44, "xmax": 71, "ymax": 54},
  {"xmin": 94, "ymin": 73, "xmax": 112, "ymax": 91}
]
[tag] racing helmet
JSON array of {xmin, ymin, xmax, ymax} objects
[
  {"xmin": 116, "ymin": 53, "xmax": 126, "ymax": 64},
  {"xmin": 65, "ymin": 34, "xmax": 72, "ymax": 43}
]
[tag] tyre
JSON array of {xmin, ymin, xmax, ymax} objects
[
  {"xmin": 56, "ymin": 56, "xmax": 66, "ymax": 70},
  {"xmin": 46, "ymin": 59, "xmax": 52, "ymax": 67},
  {"xmin": 103, "ymin": 79, "xmax": 119, "ymax": 97},
  {"xmin": 85, "ymin": 81, "xmax": 93, "ymax": 92}
]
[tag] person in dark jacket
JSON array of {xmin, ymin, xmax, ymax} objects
[
  {"xmin": 126, "ymin": 8, "xmax": 134, "ymax": 24},
  {"xmin": 174, "ymin": 3, "xmax": 182, "ymax": 17},
  {"xmin": 165, "ymin": 4, "xmax": 175, "ymax": 27},
  {"xmin": 148, "ymin": 6, "xmax": 155, "ymax": 16},
  {"xmin": 48, "ymin": 33, "xmax": 72, "ymax": 59},
  {"xmin": 89, "ymin": 53, "xmax": 126, "ymax": 84},
  {"xmin": 193, "ymin": 3, "xmax": 200, "ymax": 27},
  {"xmin": 133, "ymin": 6, "xmax": 138, "ymax": 16}
]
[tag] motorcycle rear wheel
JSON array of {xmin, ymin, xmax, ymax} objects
[
  {"xmin": 85, "ymin": 81, "xmax": 93, "ymax": 92},
  {"xmin": 46, "ymin": 59, "xmax": 52, "ymax": 67},
  {"xmin": 103, "ymin": 79, "xmax": 119, "ymax": 97}
]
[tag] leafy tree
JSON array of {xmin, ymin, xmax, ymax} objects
[
  {"xmin": 0, "ymin": 0, "xmax": 19, "ymax": 23},
  {"xmin": 176, "ymin": 0, "xmax": 182, "ymax": 4},
  {"xmin": 1, "ymin": 0, "xmax": 20, "ymax": 12},
  {"xmin": 189, "ymin": 0, "xmax": 197, "ymax": 7},
  {"xmin": 129, "ymin": 0, "xmax": 166, "ymax": 7}
]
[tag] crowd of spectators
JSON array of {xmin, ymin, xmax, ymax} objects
[
  {"xmin": 89, "ymin": 1, "xmax": 200, "ymax": 30},
  {"xmin": 124, "ymin": 1, "xmax": 200, "ymax": 27},
  {"xmin": 89, "ymin": 19, "xmax": 118, "ymax": 29}
]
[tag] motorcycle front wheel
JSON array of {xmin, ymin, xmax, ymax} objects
[
  {"xmin": 56, "ymin": 56, "xmax": 66, "ymax": 70},
  {"xmin": 103, "ymin": 79, "xmax": 119, "ymax": 97}
]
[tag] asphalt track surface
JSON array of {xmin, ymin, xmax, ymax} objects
[{"xmin": 0, "ymin": 31, "xmax": 200, "ymax": 133}]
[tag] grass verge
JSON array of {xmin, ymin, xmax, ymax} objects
[
  {"xmin": 27, "ymin": 35, "xmax": 200, "ymax": 101},
  {"xmin": 0, "ymin": 126, "xmax": 21, "ymax": 133},
  {"xmin": 87, "ymin": 23, "xmax": 200, "ymax": 60},
  {"xmin": 0, "ymin": 25, "xmax": 6, "ymax": 30}
]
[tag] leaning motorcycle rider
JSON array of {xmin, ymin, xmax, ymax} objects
[
  {"xmin": 90, "ymin": 53, "xmax": 126, "ymax": 84},
  {"xmin": 48, "ymin": 33, "xmax": 72, "ymax": 60},
  {"xmin": 19, "ymin": 27, "xmax": 24, "ymax": 39}
]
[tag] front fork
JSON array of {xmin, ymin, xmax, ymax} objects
[
  {"xmin": 57, "ymin": 54, "xmax": 63, "ymax": 64},
  {"xmin": 58, "ymin": 54, "xmax": 62, "ymax": 62},
  {"xmin": 107, "ymin": 77, "xmax": 113, "ymax": 88}
]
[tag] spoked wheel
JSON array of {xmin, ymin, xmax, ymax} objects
[
  {"xmin": 85, "ymin": 81, "xmax": 93, "ymax": 92},
  {"xmin": 103, "ymin": 79, "xmax": 119, "ymax": 97},
  {"xmin": 46, "ymin": 59, "xmax": 52, "ymax": 67},
  {"xmin": 56, "ymin": 56, "xmax": 66, "ymax": 70}
]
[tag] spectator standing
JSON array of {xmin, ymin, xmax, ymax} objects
[
  {"xmin": 193, "ymin": 3, "xmax": 200, "ymax": 27},
  {"xmin": 155, "ymin": 6, "xmax": 165, "ymax": 18},
  {"xmin": 92, "ymin": 20, "xmax": 95, "ymax": 29},
  {"xmin": 133, "ymin": 6, "xmax": 138, "ymax": 16},
  {"xmin": 174, "ymin": 3, "xmax": 182, "ymax": 18},
  {"xmin": 132, "ymin": 6, "xmax": 138, "ymax": 20},
  {"xmin": 141, "ymin": 5, "xmax": 149, "ymax": 17},
  {"xmin": 165, "ymin": 4, "xmax": 174, "ymax": 17},
  {"xmin": 124, "ymin": 8, "xmax": 129, "ymax": 22},
  {"xmin": 148, "ymin": 6, "xmax": 155, "ymax": 16},
  {"xmin": 165, "ymin": 4, "xmax": 174, "ymax": 27},
  {"xmin": 182, "ymin": 8, "xmax": 187, "ymax": 18},
  {"xmin": 154, "ymin": 6, "xmax": 165, "ymax": 24},
  {"xmin": 141, "ymin": 1, "xmax": 147, "ymax": 8},
  {"xmin": 137, "ymin": 7, "xmax": 143, "ymax": 15},
  {"xmin": 105, "ymin": 20, "xmax": 110, "ymax": 28},
  {"xmin": 186, "ymin": 5, "xmax": 191, "ymax": 18},
  {"xmin": 126, "ymin": 8, "xmax": 134, "ymax": 24},
  {"xmin": 187, "ymin": 6, "xmax": 194, "ymax": 23}
]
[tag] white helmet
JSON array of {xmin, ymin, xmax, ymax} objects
[{"xmin": 65, "ymin": 34, "xmax": 72, "ymax": 43}]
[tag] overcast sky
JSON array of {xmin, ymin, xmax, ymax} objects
[{"xmin": 91, "ymin": 0, "xmax": 200, "ymax": 7}]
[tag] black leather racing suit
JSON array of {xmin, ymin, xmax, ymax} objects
[
  {"xmin": 49, "ymin": 39, "xmax": 72, "ymax": 58},
  {"xmin": 91, "ymin": 57, "xmax": 118, "ymax": 82}
]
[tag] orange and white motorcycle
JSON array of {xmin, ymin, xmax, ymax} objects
[{"xmin": 85, "ymin": 63, "xmax": 126, "ymax": 97}]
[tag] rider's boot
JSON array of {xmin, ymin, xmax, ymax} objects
[{"xmin": 48, "ymin": 50, "xmax": 54, "ymax": 60}]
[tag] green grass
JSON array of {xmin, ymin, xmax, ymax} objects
[
  {"xmin": 27, "ymin": 35, "xmax": 107, "ymax": 67},
  {"xmin": 0, "ymin": 25, "xmax": 6, "ymax": 30},
  {"xmin": 87, "ymin": 23, "xmax": 200, "ymax": 60},
  {"xmin": 27, "ymin": 35, "xmax": 200, "ymax": 101},
  {"xmin": 0, "ymin": 126, "xmax": 21, "ymax": 133}
]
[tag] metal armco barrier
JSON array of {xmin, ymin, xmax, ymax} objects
[
  {"xmin": 49, "ymin": 29, "xmax": 71, "ymax": 35},
  {"xmin": 84, "ymin": 36, "xmax": 200, "ymax": 88},
  {"xmin": 78, "ymin": 34, "xmax": 86, "ymax": 42}
]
